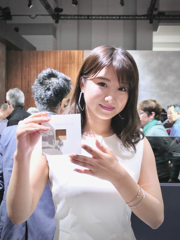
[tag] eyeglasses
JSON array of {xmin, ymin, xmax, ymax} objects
[{"xmin": 138, "ymin": 111, "xmax": 145, "ymax": 115}]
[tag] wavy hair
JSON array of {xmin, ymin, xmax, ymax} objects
[
  {"xmin": 32, "ymin": 68, "xmax": 71, "ymax": 112},
  {"xmin": 68, "ymin": 45, "xmax": 143, "ymax": 152}
]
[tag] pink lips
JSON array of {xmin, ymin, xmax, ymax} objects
[{"xmin": 100, "ymin": 104, "xmax": 115, "ymax": 111}]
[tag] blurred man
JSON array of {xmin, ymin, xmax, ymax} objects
[
  {"xmin": 0, "ymin": 69, "xmax": 71, "ymax": 240},
  {"xmin": 6, "ymin": 88, "xmax": 30, "ymax": 126},
  {"xmin": 0, "ymin": 103, "xmax": 12, "ymax": 135},
  {"xmin": 166, "ymin": 104, "xmax": 180, "ymax": 182},
  {"xmin": 167, "ymin": 104, "xmax": 180, "ymax": 137},
  {"xmin": 32, "ymin": 68, "xmax": 71, "ymax": 115}
]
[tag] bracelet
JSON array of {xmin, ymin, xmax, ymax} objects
[
  {"xmin": 126, "ymin": 185, "xmax": 141, "ymax": 206},
  {"xmin": 130, "ymin": 189, "xmax": 145, "ymax": 209}
]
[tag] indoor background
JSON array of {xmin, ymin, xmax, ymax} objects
[{"xmin": 0, "ymin": 0, "xmax": 180, "ymax": 109}]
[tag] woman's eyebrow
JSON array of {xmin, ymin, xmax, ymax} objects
[{"xmin": 96, "ymin": 77, "xmax": 111, "ymax": 82}]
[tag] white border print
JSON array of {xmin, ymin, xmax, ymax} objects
[{"xmin": 42, "ymin": 114, "xmax": 81, "ymax": 155}]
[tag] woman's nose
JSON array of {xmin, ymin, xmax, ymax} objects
[{"xmin": 105, "ymin": 95, "xmax": 113, "ymax": 102}]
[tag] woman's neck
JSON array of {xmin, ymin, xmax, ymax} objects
[{"xmin": 83, "ymin": 113, "xmax": 114, "ymax": 138}]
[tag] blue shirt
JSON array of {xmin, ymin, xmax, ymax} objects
[{"xmin": 0, "ymin": 125, "xmax": 56, "ymax": 240}]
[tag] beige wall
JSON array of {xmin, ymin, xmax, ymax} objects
[{"xmin": 0, "ymin": 42, "xmax": 6, "ymax": 105}]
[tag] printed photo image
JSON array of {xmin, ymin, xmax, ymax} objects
[{"xmin": 42, "ymin": 114, "xmax": 81, "ymax": 155}]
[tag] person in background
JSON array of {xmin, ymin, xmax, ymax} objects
[
  {"xmin": 7, "ymin": 46, "xmax": 164, "ymax": 240},
  {"xmin": 6, "ymin": 88, "xmax": 30, "ymax": 126},
  {"xmin": 166, "ymin": 104, "xmax": 180, "ymax": 182},
  {"xmin": 167, "ymin": 104, "xmax": 180, "ymax": 138},
  {"xmin": 161, "ymin": 108, "xmax": 168, "ymax": 123},
  {"xmin": 0, "ymin": 103, "xmax": 12, "ymax": 136},
  {"xmin": 0, "ymin": 125, "xmax": 56, "ymax": 240},
  {"xmin": 138, "ymin": 99, "xmax": 180, "ymax": 183},
  {"xmin": 0, "ymin": 69, "xmax": 71, "ymax": 240},
  {"xmin": 138, "ymin": 100, "xmax": 168, "ymax": 137},
  {"xmin": 32, "ymin": 68, "xmax": 71, "ymax": 115}
]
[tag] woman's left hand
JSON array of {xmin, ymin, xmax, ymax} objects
[{"xmin": 69, "ymin": 139, "xmax": 124, "ymax": 182}]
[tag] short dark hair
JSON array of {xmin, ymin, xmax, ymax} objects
[
  {"xmin": 167, "ymin": 104, "xmax": 180, "ymax": 113},
  {"xmin": 138, "ymin": 99, "xmax": 162, "ymax": 120},
  {"xmin": 32, "ymin": 68, "xmax": 71, "ymax": 112},
  {"xmin": 68, "ymin": 45, "xmax": 143, "ymax": 152}
]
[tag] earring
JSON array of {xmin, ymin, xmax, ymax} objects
[
  {"xmin": 78, "ymin": 91, "xmax": 85, "ymax": 111},
  {"xmin": 119, "ymin": 113, "xmax": 125, "ymax": 120}
]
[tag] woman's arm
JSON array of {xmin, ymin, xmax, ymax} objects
[
  {"xmin": 69, "ymin": 137, "xmax": 164, "ymax": 229},
  {"xmin": 130, "ymin": 137, "xmax": 164, "ymax": 228},
  {"xmin": 7, "ymin": 113, "xmax": 51, "ymax": 224}
]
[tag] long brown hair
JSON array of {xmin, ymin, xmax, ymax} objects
[{"xmin": 68, "ymin": 45, "xmax": 143, "ymax": 152}]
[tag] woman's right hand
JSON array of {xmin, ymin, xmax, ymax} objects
[{"xmin": 16, "ymin": 112, "xmax": 51, "ymax": 157}]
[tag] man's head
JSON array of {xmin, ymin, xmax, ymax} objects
[
  {"xmin": 32, "ymin": 68, "xmax": 71, "ymax": 113},
  {"xmin": 0, "ymin": 103, "xmax": 12, "ymax": 120},
  {"xmin": 167, "ymin": 104, "xmax": 180, "ymax": 123},
  {"xmin": 6, "ymin": 88, "xmax": 25, "ymax": 108}
]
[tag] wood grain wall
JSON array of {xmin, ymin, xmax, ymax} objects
[{"xmin": 6, "ymin": 50, "xmax": 84, "ymax": 110}]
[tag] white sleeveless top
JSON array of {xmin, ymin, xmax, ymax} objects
[{"xmin": 46, "ymin": 134, "xmax": 144, "ymax": 240}]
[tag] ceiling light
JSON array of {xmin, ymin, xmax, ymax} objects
[
  {"xmin": 120, "ymin": 0, "xmax": 124, "ymax": 6},
  {"xmin": 28, "ymin": 0, "xmax": 33, "ymax": 8},
  {"xmin": 55, "ymin": 19, "xmax": 59, "ymax": 24},
  {"xmin": 14, "ymin": 27, "xmax": 19, "ymax": 32},
  {"xmin": 72, "ymin": 0, "xmax": 78, "ymax": 6},
  {"xmin": 54, "ymin": 7, "xmax": 63, "ymax": 13}
]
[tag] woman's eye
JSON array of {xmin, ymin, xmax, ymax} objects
[
  {"xmin": 118, "ymin": 87, "xmax": 127, "ymax": 92},
  {"xmin": 98, "ymin": 82, "xmax": 107, "ymax": 87}
]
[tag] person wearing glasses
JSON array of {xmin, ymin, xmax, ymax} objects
[
  {"xmin": 138, "ymin": 99, "xmax": 180, "ymax": 183},
  {"xmin": 138, "ymin": 99, "xmax": 168, "ymax": 137}
]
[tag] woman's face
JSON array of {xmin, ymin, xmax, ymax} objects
[
  {"xmin": 138, "ymin": 109, "xmax": 153, "ymax": 127},
  {"xmin": 81, "ymin": 64, "xmax": 129, "ymax": 122}
]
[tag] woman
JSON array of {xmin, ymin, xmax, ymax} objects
[
  {"xmin": 137, "ymin": 99, "xmax": 168, "ymax": 136},
  {"xmin": 7, "ymin": 46, "xmax": 164, "ymax": 240},
  {"xmin": 137, "ymin": 99, "xmax": 177, "ymax": 183}
]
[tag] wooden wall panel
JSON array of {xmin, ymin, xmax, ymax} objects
[
  {"xmin": 37, "ymin": 51, "xmax": 45, "ymax": 74},
  {"xmin": 57, "ymin": 51, "xmax": 62, "ymax": 73},
  {"xmin": 21, "ymin": 51, "xmax": 38, "ymax": 108},
  {"xmin": 6, "ymin": 50, "xmax": 84, "ymax": 110},
  {"xmin": 61, "ymin": 51, "xmax": 70, "ymax": 80},
  {"xmin": 6, "ymin": 51, "xmax": 22, "ymax": 91}
]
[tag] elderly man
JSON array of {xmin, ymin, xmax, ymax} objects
[
  {"xmin": 167, "ymin": 104, "xmax": 180, "ymax": 137},
  {"xmin": 6, "ymin": 88, "xmax": 30, "ymax": 126},
  {"xmin": 166, "ymin": 104, "xmax": 180, "ymax": 182}
]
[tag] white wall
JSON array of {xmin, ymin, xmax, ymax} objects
[
  {"xmin": 2, "ymin": 0, "xmax": 155, "ymax": 50},
  {"xmin": 130, "ymin": 51, "xmax": 180, "ymax": 109},
  {"xmin": 22, "ymin": 35, "xmax": 57, "ymax": 50},
  {"xmin": 56, "ymin": 0, "xmax": 153, "ymax": 50},
  {"xmin": 159, "ymin": 0, "xmax": 180, "ymax": 11},
  {"xmin": 1, "ymin": 0, "xmax": 180, "ymax": 50}
]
